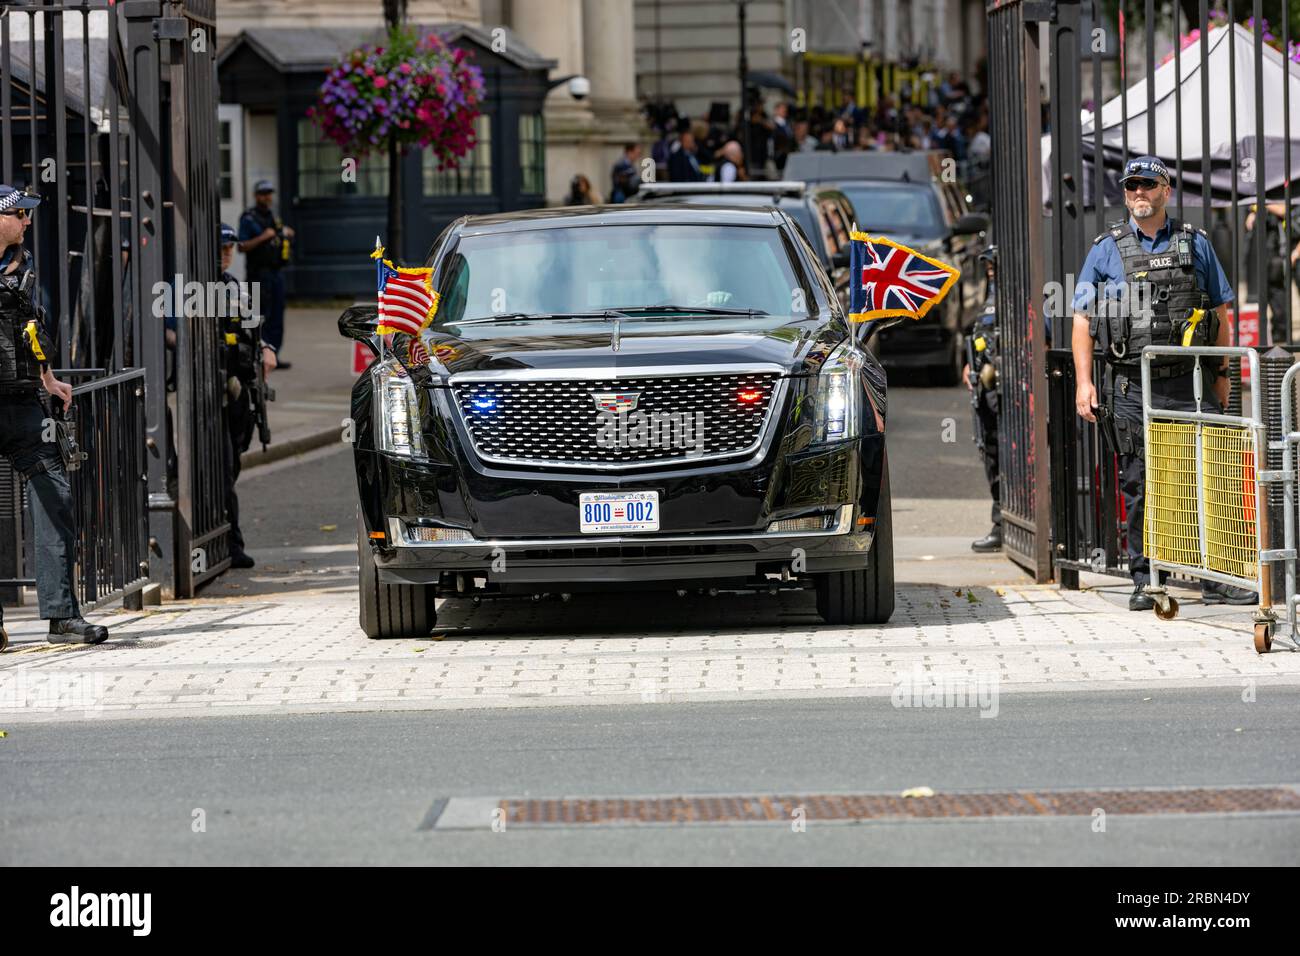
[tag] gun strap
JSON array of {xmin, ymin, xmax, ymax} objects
[{"xmin": 18, "ymin": 455, "xmax": 58, "ymax": 481}]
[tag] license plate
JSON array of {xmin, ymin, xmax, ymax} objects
[{"xmin": 579, "ymin": 491, "xmax": 660, "ymax": 534}]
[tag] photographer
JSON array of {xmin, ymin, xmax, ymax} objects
[{"xmin": 0, "ymin": 184, "xmax": 109, "ymax": 651}]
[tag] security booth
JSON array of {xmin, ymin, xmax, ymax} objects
[{"xmin": 216, "ymin": 23, "xmax": 556, "ymax": 298}]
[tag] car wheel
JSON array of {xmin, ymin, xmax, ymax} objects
[
  {"xmin": 357, "ymin": 515, "xmax": 437, "ymax": 639},
  {"xmin": 815, "ymin": 457, "xmax": 895, "ymax": 625}
]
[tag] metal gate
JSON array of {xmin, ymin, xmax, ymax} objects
[
  {"xmin": 1, "ymin": 0, "xmax": 226, "ymax": 605},
  {"xmin": 987, "ymin": 0, "xmax": 1053, "ymax": 581},
  {"xmin": 988, "ymin": 0, "xmax": 1298, "ymax": 586}
]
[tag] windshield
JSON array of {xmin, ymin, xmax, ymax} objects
[
  {"xmin": 435, "ymin": 223, "xmax": 804, "ymax": 325},
  {"xmin": 837, "ymin": 183, "xmax": 946, "ymax": 239}
]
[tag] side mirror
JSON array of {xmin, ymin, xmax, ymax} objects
[
  {"xmin": 339, "ymin": 303, "xmax": 379, "ymax": 348},
  {"xmin": 952, "ymin": 212, "xmax": 989, "ymax": 236},
  {"xmin": 831, "ymin": 249, "xmax": 851, "ymax": 270}
]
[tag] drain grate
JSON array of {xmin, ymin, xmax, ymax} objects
[{"xmin": 421, "ymin": 786, "xmax": 1300, "ymax": 829}]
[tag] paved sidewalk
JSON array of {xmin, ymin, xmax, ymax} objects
[
  {"xmin": 242, "ymin": 304, "xmax": 358, "ymax": 468},
  {"xmin": 1, "ymin": 577, "xmax": 1296, "ymax": 724}
]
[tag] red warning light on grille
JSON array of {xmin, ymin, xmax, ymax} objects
[{"xmin": 737, "ymin": 389, "xmax": 763, "ymax": 404}]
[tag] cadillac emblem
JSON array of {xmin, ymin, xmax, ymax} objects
[{"xmin": 591, "ymin": 391, "xmax": 641, "ymax": 413}]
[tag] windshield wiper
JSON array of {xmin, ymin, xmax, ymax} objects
[
  {"xmin": 611, "ymin": 304, "xmax": 769, "ymax": 316},
  {"xmin": 449, "ymin": 310, "xmax": 631, "ymax": 327}
]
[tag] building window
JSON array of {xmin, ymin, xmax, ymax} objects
[
  {"xmin": 296, "ymin": 119, "xmax": 389, "ymax": 198},
  {"xmin": 422, "ymin": 115, "xmax": 492, "ymax": 196},
  {"xmin": 519, "ymin": 113, "xmax": 545, "ymax": 195},
  {"xmin": 218, "ymin": 119, "xmax": 233, "ymax": 201}
]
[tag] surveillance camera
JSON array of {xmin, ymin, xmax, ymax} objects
[{"xmin": 568, "ymin": 76, "xmax": 590, "ymax": 100}]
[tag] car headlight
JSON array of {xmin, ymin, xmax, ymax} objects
[
  {"xmin": 374, "ymin": 359, "xmax": 425, "ymax": 457},
  {"xmin": 812, "ymin": 341, "xmax": 862, "ymax": 443}
]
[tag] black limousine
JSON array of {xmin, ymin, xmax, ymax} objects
[{"xmin": 340, "ymin": 204, "xmax": 895, "ymax": 637}]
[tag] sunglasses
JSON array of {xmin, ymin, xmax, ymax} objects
[
  {"xmin": 1124, "ymin": 178, "xmax": 1162, "ymax": 192},
  {"xmin": 0, "ymin": 208, "xmax": 32, "ymax": 220}
]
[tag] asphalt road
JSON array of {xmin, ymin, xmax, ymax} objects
[{"xmin": 3, "ymin": 687, "xmax": 1296, "ymax": 865}]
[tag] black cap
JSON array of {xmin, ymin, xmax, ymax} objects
[
  {"xmin": 1120, "ymin": 155, "xmax": 1170, "ymax": 185},
  {"xmin": 220, "ymin": 222, "xmax": 238, "ymax": 245},
  {"xmin": 253, "ymin": 179, "xmax": 275, "ymax": 194}
]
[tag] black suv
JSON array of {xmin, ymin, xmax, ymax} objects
[{"xmin": 340, "ymin": 205, "xmax": 894, "ymax": 637}]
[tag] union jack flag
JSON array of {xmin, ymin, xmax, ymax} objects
[
  {"xmin": 848, "ymin": 230, "xmax": 960, "ymax": 323},
  {"xmin": 371, "ymin": 238, "xmax": 440, "ymax": 336}
]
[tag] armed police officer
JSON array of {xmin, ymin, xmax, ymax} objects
[
  {"xmin": 963, "ymin": 245, "xmax": 1001, "ymax": 553},
  {"xmin": 237, "ymin": 180, "xmax": 293, "ymax": 369},
  {"xmin": 220, "ymin": 223, "xmax": 276, "ymax": 569},
  {"xmin": 1071, "ymin": 156, "xmax": 1255, "ymax": 611},
  {"xmin": 0, "ymin": 184, "xmax": 109, "ymax": 651}
]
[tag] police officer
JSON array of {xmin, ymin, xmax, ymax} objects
[
  {"xmin": 1071, "ymin": 156, "xmax": 1255, "ymax": 610},
  {"xmin": 0, "ymin": 184, "xmax": 108, "ymax": 651},
  {"xmin": 964, "ymin": 245, "xmax": 1001, "ymax": 553},
  {"xmin": 220, "ymin": 223, "xmax": 277, "ymax": 569},
  {"xmin": 237, "ymin": 180, "xmax": 293, "ymax": 369}
]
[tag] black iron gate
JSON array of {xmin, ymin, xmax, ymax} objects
[
  {"xmin": 1, "ymin": 0, "xmax": 226, "ymax": 607},
  {"xmin": 989, "ymin": 0, "xmax": 1298, "ymax": 586},
  {"xmin": 987, "ymin": 0, "xmax": 1053, "ymax": 581}
]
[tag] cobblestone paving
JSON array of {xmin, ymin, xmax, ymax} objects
[{"xmin": 1, "ymin": 582, "xmax": 1296, "ymax": 722}]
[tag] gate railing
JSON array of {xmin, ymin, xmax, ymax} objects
[
  {"xmin": 1, "ymin": 0, "xmax": 226, "ymax": 603},
  {"xmin": 987, "ymin": 0, "xmax": 1052, "ymax": 582},
  {"xmin": 0, "ymin": 368, "xmax": 149, "ymax": 612}
]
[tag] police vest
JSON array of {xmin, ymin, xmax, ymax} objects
[
  {"xmin": 1092, "ymin": 218, "xmax": 1215, "ymax": 367},
  {"xmin": 0, "ymin": 256, "xmax": 46, "ymax": 389}
]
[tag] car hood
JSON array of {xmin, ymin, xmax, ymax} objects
[{"xmin": 403, "ymin": 315, "xmax": 847, "ymax": 381}]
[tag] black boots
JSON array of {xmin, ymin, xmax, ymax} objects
[
  {"xmin": 0, "ymin": 624, "xmax": 7, "ymax": 653},
  {"xmin": 971, "ymin": 525, "xmax": 1003, "ymax": 553},
  {"xmin": 230, "ymin": 551, "xmax": 255, "ymax": 570},
  {"xmin": 48, "ymin": 616, "xmax": 109, "ymax": 645},
  {"xmin": 1202, "ymin": 581, "xmax": 1257, "ymax": 605},
  {"xmin": 1129, "ymin": 587, "xmax": 1156, "ymax": 611}
]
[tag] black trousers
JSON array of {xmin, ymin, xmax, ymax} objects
[
  {"xmin": 1111, "ymin": 369, "xmax": 1221, "ymax": 587},
  {"xmin": 0, "ymin": 391, "xmax": 80, "ymax": 624},
  {"xmin": 248, "ymin": 269, "xmax": 286, "ymax": 352},
  {"xmin": 973, "ymin": 387, "xmax": 1001, "ymax": 527},
  {"xmin": 224, "ymin": 396, "xmax": 254, "ymax": 557}
]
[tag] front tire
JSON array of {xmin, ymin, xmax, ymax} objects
[
  {"xmin": 357, "ymin": 516, "xmax": 437, "ymax": 638},
  {"xmin": 815, "ymin": 459, "xmax": 895, "ymax": 625}
]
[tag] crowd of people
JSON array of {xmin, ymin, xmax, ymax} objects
[{"xmin": 578, "ymin": 67, "xmax": 992, "ymax": 206}]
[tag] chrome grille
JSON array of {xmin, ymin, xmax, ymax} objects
[{"xmin": 452, "ymin": 373, "xmax": 781, "ymax": 467}]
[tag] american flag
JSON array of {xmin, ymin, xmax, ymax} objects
[
  {"xmin": 848, "ymin": 230, "xmax": 959, "ymax": 323},
  {"xmin": 372, "ymin": 239, "xmax": 439, "ymax": 336}
]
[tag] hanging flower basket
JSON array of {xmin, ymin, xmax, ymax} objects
[{"xmin": 307, "ymin": 25, "xmax": 486, "ymax": 170}]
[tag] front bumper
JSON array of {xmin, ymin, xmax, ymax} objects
[{"xmin": 377, "ymin": 503, "xmax": 872, "ymax": 586}]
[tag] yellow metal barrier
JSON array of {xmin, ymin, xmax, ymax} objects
[
  {"xmin": 1139, "ymin": 345, "xmax": 1300, "ymax": 654},
  {"xmin": 1203, "ymin": 425, "xmax": 1259, "ymax": 581},
  {"xmin": 1145, "ymin": 420, "xmax": 1201, "ymax": 570},
  {"xmin": 1146, "ymin": 413, "xmax": 1261, "ymax": 583}
]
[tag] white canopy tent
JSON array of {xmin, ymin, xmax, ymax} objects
[{"xmin": 1044, "ymin": 23, "xmax": 1300, "ymax": 207}]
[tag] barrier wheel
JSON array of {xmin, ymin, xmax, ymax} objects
[
  {"xmin": 1253, "ymin": 622, "xmax": 1273, "ymax": 654},
  {"xmin": 1154, "ymin": 596, "xmax": 1179, "ymax": 621}
]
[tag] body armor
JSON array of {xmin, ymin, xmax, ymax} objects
[
  {"xmin": 1090, "ymin": 218, "xmax": 1215, "ymax": 370},
  {"xmin": 969, "ymin": 282, "xmax": 998, "ymax": 391},
  {"xmin": 0, "ymin": 250, "xmax": 52, "ymax": 389}
]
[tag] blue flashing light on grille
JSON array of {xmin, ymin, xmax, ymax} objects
[{"xmin": 472, "ymin": 395, "xmax": 498, "ymax": 412}]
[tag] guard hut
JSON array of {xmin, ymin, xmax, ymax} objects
[{"xmin": 216, "ymin": 23, "xmax": 556, "ymax": 297}]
